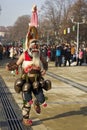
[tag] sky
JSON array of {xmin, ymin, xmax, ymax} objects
[{"xmin": 0, "ymin": 0, "xmax": 45, "ymax": 27}]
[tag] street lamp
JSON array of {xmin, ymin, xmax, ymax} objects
[{"xmin": 70, "ymin": 16, "xmax": 86, "ymax": 56}]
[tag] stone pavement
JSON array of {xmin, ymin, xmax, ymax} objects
[{"xmin": 0, "ymin": 59, "xmax": 87, "ymax": 130}]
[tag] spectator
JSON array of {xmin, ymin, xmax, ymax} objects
[
  {"xmin": 50, "ymin": 45, "xmax": 56, "ymax": 61},
  {"xmin": 55, "ymin": 45, "xmax": 62, "ymax": 67},
  {"xmin": 64, "ymin": 44, "xmax": 71, "ymax": 66},
  {"xmin": 47, "ymin": 47, "xmax": 51, "ymax": 62},
  {"xmin": 0, "ymin": 43, "xmax": 3, "ymax": 60},
  {"xmin": 77, "ymin": 48, "xmax": 84, "ymax": 66}
]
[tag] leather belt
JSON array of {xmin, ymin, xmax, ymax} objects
[{"xmin": 27, "ymin": 73, "xmax": 39, "ymax": 78}]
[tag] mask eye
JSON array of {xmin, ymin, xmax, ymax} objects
[{"xmin": 30, "ymin": 48, "xmax": 32, "ymax": 51}]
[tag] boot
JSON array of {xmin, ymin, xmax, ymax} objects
[
  {"xmin": 22, "ymin": 102, "xmax": 32, "ymax": 126},
  {"xmin": 34, "ymin": 99, "xmax": 41, "ymax": 114},
  {"xmin": 22, "ymin": 118, "xmax": 32, "ymax": 126}
]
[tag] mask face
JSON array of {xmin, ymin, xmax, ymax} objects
[
  {"xmin": 29, "ymin": 40, "xmax": 40, "ymax": 53},
  {"xmin": 30, "ymin": 41, "xmax": 39, "ymax": 48},
  {"xmin": 28, "ymin": 43, "xmax": 40, "ymax": 57},
  {"xmin": 27, "ymin": 44, "xmax": 41, "ymax": 67}
]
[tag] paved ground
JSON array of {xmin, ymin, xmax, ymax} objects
[{"xmin": 0, "ymin": 58, "xmax": 87, "ymax": 130}]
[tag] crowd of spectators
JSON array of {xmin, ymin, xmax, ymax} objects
[
  {"xmin": 40, "ymin": 43, "xmax": 87, "ymax": 67},
  {"xmin": 0, "ymin": 45, "xmax": 23, "ymax": 60},
  {"xmin": 0, "ymin": 42, "xmax": 87, "ymax": 67}
]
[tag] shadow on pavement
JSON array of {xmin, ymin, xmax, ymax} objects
[{"xmin": 39, "ymin": 106, "xmax": 87, "ymax": 122}]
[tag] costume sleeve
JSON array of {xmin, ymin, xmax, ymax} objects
[{"xmin": 6, "ymin": 59, "xmax": 18, "ymax": 71}]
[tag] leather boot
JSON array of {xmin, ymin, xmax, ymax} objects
[
  {"xmin": 34, "ymin": 99, "xmax": 41, "ymax": 114},
  {"xmin": 22, "ymin": 118, "xmax": 32, "ymax": 126}
]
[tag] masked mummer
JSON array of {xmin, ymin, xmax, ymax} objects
[
  {"xmin": 19, "ymin": 39, "xmax": 47, "ymax": 125},
  {"xmin": 6, "ymin": 4, "xmax": 51, "ymax": 126},
  {"xmin": 6, "ymin": 38, "xmax": 51, "ymax": 126}
]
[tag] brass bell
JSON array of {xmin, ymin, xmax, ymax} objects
[{"xmin": 33, "ymin": 81, "xmax": 39, "ymax": 89}]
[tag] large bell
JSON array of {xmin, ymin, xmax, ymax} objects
[
  {"xmin": 43, "ymin": 80, "xmax": 52, "ymax": 91},
  {"xmin": 22, "ymin": 82, "xmax": 31, "ymax": 92},
  {"xmin": 40, "ymin": 77, "xmax": 45, "ymax": 88},
  {"xmin": 33, "ymin": 81, "xmax": 39, "ymax": 90},
  {"xmin": 14, "ymin": 78, "xmax": 25, "ymax": 93}
]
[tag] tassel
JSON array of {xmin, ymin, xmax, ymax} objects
[{"xmin": 42, "ymin": 102, "xmax": 47, "ymax": 107}]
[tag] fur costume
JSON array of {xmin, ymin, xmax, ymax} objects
[{"xmin": 6, "ymin": 5, "xmax": 51, "ymax": 126}]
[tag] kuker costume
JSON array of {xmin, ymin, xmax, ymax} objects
[{"xmin": 6, "ymin": 5, "xmax": 51, "ymax": 126}]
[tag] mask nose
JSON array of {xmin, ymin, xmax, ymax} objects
[{"xmin": 33, "ymin": 43, "xmax": 38, "ymax": 49}]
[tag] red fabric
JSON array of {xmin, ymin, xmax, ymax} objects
[
  {"xmin": 24, "ymin": 51, "xmax": 41, "ymax": 73},
  {"xmin": 24, "ymin": 65, "xmax": 40, "ymax": 73},
  {"xmin": 47, "ymin": 50, "xmax": 51, "ymax": 58},
  {"xmin": 24, "ymin": 51, "xmax": 32, "ymax": 61}
]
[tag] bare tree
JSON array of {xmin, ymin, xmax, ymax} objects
[
  {"xmin": 63, "ymin": 0, "xmax": 87, "ymax": 44},
  {"xmin": 3, "ymin": 0, "xmax": 87, "ymax": 46},
  {"xmin": 6, "ymin": 15, "xmax": 30, "ymax": 43},
  {"xmin": 39, "ymin": 0, "xmax": 75, "ymax": 43}
]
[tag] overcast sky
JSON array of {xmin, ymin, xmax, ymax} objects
[{"xmin": 0, "ymin": 0, "xmax": 45, "ymax": 27}]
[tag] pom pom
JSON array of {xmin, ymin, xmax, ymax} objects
[
  {"xmin": 42, "ymin": 102, "xmax": 47, "ymax": 107},
  {"xmin": 29, "ymin": 100, "xmax": 33, "ymax": 105}
]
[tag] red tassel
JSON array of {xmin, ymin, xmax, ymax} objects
[
  {"xmin": 42, "ymin": 102, "xmax": 47, "ymax": 107},
  {"xmin": 16, "ymin": 69, "xmax": 19, "ymax": 75},
  {"xmin": 29, "ymin": 100, "xmax": 33, "ymax": 105}
]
